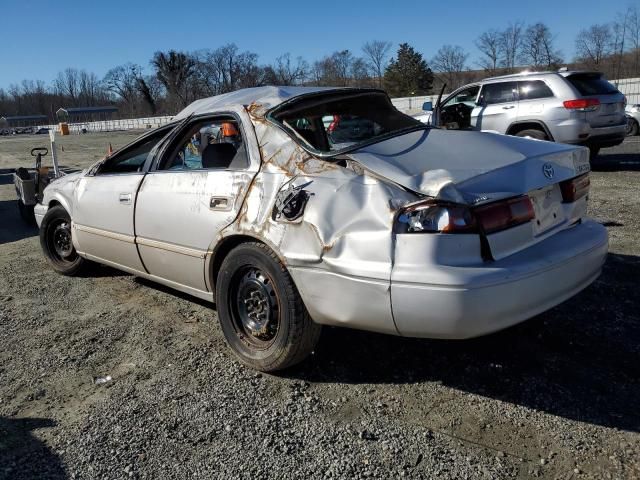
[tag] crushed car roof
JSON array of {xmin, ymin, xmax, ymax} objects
[{"xmin": 175, "ymin": 86, "xmax": 344, "ymax": 118}]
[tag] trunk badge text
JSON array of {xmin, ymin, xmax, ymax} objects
[{"xmin": 542, "ymin": 163, "xmax": 555, "ymax": 179}]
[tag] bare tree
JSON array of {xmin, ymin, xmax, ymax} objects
[
  {"xmin": 476, "ymin": 29, "xmax": 503, "ymax": 74},
  {"xmin": 521, "ymin": 23, "xmax": 563, "ymax": 69},
  {"xmin": 575, "ymin": 24, "xmax": 612, "ymax": 66},
  {"xmin": 500, "ymin": 22, "xmax": 524, "ymax": 72},
  {"xmin": 270, "ymin": 53, "xmax": 308, "ymax": 85},
  {"xmin": 626, "ymin": 5, "xmax": 640, "ymax": 73},
  {"xmin": 151, "ymin": 50, "xmax": 197, "ymax": 110},
  {"xmin": 362, "ymin": 40, "xmax": 392, "ymax": 87},
  {"xmin": 104, "ymin": 63, "xmax": 142, "ymax": 110},
  {"xmin": 136, "ymin": 75, "xmax": 162, "ymax": 115},
  {"xmin": 53, "ymin": 68, "xmax": 81, "ymax": 104},
  {"xmin": 431, "ymin": 45, "xmax": 468, "ymax": 90}
]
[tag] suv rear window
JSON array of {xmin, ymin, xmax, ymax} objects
[
  {"xmin": 566, "ymin": 73, "xmax": 619, "ymax": 96},
  {"xmin": 518, "ymin": 80, "xmax": 554, "ymax": 100}
]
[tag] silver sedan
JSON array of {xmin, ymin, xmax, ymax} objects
[{"xmin": 35, "ymin": 86, "xmax": 608, "ymax": 371}]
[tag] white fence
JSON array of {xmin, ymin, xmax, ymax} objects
[
  {"xmin": 614, "ymin": 77, "xmax": 640, "ymax": 104},
  {"xmin": 37, "ymin": 115, "xmax": 174, "ymax": 134},
  {"xmin": 32, "ymin": 76, "xmax": 640, "ymax": 133}
]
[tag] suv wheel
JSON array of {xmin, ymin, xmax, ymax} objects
[
  {"xmin": 215, "ymin": 242, "xmax": 321, "ymax": 372},
  {"xmin": 627, "ymin": 118, "xmax": 639, "ymax": 136},
  {"xmin": 515, "ymin": 129, "xmax": 548, "ymax": 141}
]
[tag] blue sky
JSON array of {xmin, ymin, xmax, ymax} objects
[{"xmin": 0, "ymin": 0, "xmax": 632, "ymax": 88}]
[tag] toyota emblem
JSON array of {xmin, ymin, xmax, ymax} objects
[{"xmin": 542, "ymin": 163, "xmax": 555, "ymax": 179}]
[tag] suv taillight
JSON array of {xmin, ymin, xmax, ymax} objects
[
  {"xmin": 563, "ymin": 98, "xmax": 600, "ymax": 111},
  {"xmin": 560, "ymin": 174, "xmax": 590, "ymax": 203}
]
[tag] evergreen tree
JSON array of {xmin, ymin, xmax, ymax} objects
[{"xmin": 383, "ymin": 43, "xmax": 434, "ymax": 96}]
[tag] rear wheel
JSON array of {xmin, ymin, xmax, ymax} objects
[
  {"xmin": 40, "ymin": 205, "xmax": 87, "ymax": 276},
  {"xmin": 514, "ymin": 129, "xmax": 548, "ymax": 141},
  {"xmin": 215, "ymin": 242, "xmax": 321, "ymax": 372}
]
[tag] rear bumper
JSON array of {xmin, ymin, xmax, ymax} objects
[
  {"xmin": 550, "ymin": 119, "xmax": 626, "ymax": 147},
  {"xmin": 390, "ymin": 220, "xmax": 608, "ymax": 338}
]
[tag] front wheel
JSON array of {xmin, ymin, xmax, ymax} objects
[
  {"xmin": 627, "ymin": 118, "xmax": 639, "ymax": 136},
  {"xmin": 215, "ymin": 242, "xmax": 321, "ymax": 372},
  {"xmin": 40, "ymin": 205, "xmax": 87, "ymax": 276},
  {"xmin": 589, "ymin": 146, "xmax": 600, "ymax": 160}
]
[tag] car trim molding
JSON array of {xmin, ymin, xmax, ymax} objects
[
  {"xmin": 136, "ymin": 236, "xmax": 207, "ymax": 259},
  {"xmin": 73, "ymin": 223, "xmax": 136, "ymax": 244}
]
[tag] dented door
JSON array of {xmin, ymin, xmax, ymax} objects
[{"xmin": 134, "ymin": 169, "xmax": 255, "ymax": 292}]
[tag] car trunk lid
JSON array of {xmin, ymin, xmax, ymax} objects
[{"xmin": 346, "ymin": 128, "xmax": 590, "ymax": 259}]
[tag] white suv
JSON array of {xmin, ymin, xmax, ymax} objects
[{"xmin": 424, "ymin": 71, "xmax": 627, "ymax": 158}]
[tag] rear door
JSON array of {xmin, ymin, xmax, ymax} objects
[
  {"xmin": 516, "ymin": 79, "xmax": 555, "ymax": 121},
  {"xmin": 565, "ymin": 73, "xmax": 626, "ymax": 128},
  {"xmin": 475, "ymin": 81, "xmax": 519, "ymax": 133},
  {"xmin": 134, "ymin": 114, "xmax": 259, "ymax": 293}
]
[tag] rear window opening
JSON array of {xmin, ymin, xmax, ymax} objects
[
  {"xmin": 566, "ymin": 73, "xmax": 619, "ymax": 96},
  {"xmin": 269, "ymin": 90, "xmax": 424, "ymax": 155}
]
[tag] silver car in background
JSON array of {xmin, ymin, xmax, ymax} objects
[
  {"xmin": 425, "ymin": 71, "xmax": 627, "ymax": 157},
  {"xmin": 35, "ymin": 86, "xmax": 608, "ymax": 371},
  {"xmin": 626, "ymin": 104, "xmax": 640, "ymax": 136}
]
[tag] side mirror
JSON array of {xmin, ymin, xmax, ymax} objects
[{"xmin": 422, "ymin": 101, "xmax": 433, "ymax": 111}]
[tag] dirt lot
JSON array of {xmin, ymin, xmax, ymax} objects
[{"xmin": 0, "ymin": 131, "xmax": 639, "ymax": 480}]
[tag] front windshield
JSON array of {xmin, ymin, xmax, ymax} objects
[{"xmin": 269, "ymin": 91, "xmax": 425, "ymax": 155}]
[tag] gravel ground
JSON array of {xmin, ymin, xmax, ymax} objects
[{"xmin": 0, "ymin": 132, "xmax": 639, "ymax": 480}]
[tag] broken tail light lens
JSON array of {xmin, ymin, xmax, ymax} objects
[
  {"xmin": 396, "ymin": 197, "xmax": 535, "ymax": 235},
  {"xmin": 563, "ymin": 98, "xmax": 600, "ymax": 111},
  {"xmin": 473, "ymin": 196, "xmax": 535, "ymax": 234},
  {"xmin": 396, "ymin": 204, "xmax": 477, "ymax": 233},
  {"xmin": 560, "ymin": 173, "xmax": 590, "ymax": 203}
]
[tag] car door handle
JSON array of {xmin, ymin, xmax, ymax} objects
[
  {"xmin": 502, "ymin": 105, "xmax": 516, "ymax": 110},
  {"xmin": 210, "ymin": 196, "xmax": 233, "ymax": 211},
  {"xmin": 119, "ymin": 193, "xmax": 132, "ymax": 205}
]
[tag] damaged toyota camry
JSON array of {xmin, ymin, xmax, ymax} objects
[{"xmin": 35, "ymin": 86, "xmax": 608, "ymax": 371}]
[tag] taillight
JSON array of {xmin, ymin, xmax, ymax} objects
[
  {"xmin": 560, "ymin": 173, "xmax": 590, "ymax": 203},
  {"xmin": 395, "ymin": 196, "xmax": 535, "ymax": 234},
  {"xmin": 395, "ymin": 203, "xmax": 477, "ymax": 233},
  {"xmin": 473, "ymin": 196, "xmax": 535, "ymax": 234},
  {"xmin": 563, "ymin": 98, "xmax": 600, "ymax": 111}
]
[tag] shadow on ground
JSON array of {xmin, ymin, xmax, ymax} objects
[
  {"xmin": 592, "ymin": 153, "xmax": 640, "ymax": 171},
  {"xmin": 0, "ymin": 200, "xmax": 38, "ymax": 244},
  {"xmin": 289, "ymin": 252, "xmax": 640, "ymax": 433},
  {"xmin": 0, "ymin": 417, "xmax": 67, "ymax": 480}
]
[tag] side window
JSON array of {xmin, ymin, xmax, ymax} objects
[
  {"xmin": 519, "ymin": 81, "xmax": 554, "ymax": 100},
  {"xmin": 160, "ymin": 117, "xmax": 248, "ymax": 171},
  {"xmin": 479, "ymin": 82, "xmax": 518, "ymax": 105},
  {"xmin": 98, "ymin": 128, "xmax": 169, "ymax": 175},
  {"xmin": 442, "ymin": 85, "xmax": 480, "ymax": 109}
]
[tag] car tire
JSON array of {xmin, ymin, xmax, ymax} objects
[
  {"xmin": 627, "ymin": 118, "xmax": 639, "ymax": 136},
  {"xmin": 17, "ymin": 200, "xmax": 36, "ymax": 225},
  {"xmin": 40, "ymin": 205, "xmax": 87, "ymax": 276},
  {"xmin": 588, "ymin": 146, "xmax": 600, "ymax": 160},
  {"xmin": 515, "ymin": 129, "xmax": 548, "ymax": 141},
  {"xmin": 215, "ymin": 242, "xmax": 321, "ymax": 372}
]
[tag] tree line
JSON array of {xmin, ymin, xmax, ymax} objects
[{"xmin": 1, "ymin": 5, "xmax": 638, "ymax": 121}]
